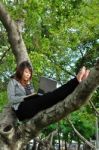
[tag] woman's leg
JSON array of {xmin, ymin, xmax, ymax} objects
[{"xmin": 15, "ymin": 77, "xmax": 79, "ymax": 121}]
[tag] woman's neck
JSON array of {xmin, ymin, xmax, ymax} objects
[
  {"xmin": 20, "ymin": 79, "xmax": 30, "ymax": 86},
  {"xmin": 15, "ymin": 77, "xmax": 30, "ymax": 86}
]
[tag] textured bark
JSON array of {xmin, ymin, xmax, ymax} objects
[
  {"xmin": 0, "ymin": 2, "xmax": 99, "ymax": 150},
  {"xmin": 0, "ymin": 2, "xmax": 30, "ymax": 65}
]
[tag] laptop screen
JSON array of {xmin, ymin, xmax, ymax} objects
[{"xmin": 38, "ymin": 76, "xmax": 57, "ymax": 94}]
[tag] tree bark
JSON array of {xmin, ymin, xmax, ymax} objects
[{"xmin": 0, "ymin": 2, "xmax": 30, "ymax": 65}]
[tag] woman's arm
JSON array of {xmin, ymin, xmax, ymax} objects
[{"xmin": 7, "ymin": 79, "xmax": 25, "ymax": 105}]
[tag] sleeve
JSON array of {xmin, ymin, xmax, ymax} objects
[{"xmin": 7, "ymin": 79, "xmax": 24, "ymax": 105}]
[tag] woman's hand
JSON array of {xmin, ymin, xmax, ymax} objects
[{"xmin": 24, "ymin": 93, "xmax": 37, "ymax": 98}]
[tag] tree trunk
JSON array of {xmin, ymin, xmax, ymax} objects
[
  {"xmin": 77, "ymin": 140, "xmax": 81, "ymax": 150},
  {"xmin": 58, "ymin": 129, "xmax": 61, "ymax": 150},
  {"xmin": 0, "ymin": 2, "xmax": 30, "ymax": 65},
  {"xmin": 32, "ymin": 139, "xmax": 37, "ymax": 150},
  {"xmin": 65, "ymin": 140, "xmax": 68, "ymax": 150}
]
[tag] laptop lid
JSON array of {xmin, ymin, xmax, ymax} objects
[{"xmin": 38, "ymin": 76, "xmax": 57, "ymax": 94}]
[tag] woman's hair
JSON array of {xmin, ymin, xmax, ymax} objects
[{"xmin": 15, "ymin": 61, "xmax": 33, "ymax": 81}]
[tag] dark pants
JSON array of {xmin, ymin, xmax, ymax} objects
[{"xmin": 15, "ymin": 78, "xmax": 79, "ymax": 121}]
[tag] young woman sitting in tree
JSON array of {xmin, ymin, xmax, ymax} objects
[{"xmin": 7, "ymin": 61, "xmax": 90, "ymax": 121}]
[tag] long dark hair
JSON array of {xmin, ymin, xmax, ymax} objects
[{"xmin": 15, "ymin": 61, "xmax": 33, "ymax": 81}]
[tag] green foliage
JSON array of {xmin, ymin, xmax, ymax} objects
[
  {"xmin": 71, "ymin": 108, "xmax": 95, "ymax": 139},
  {"xmin": 0, "ymin": 91, "xmax": 8, "ymax": 112},
  {"xmin": 0, "ymin": 0, "xmax": 99, "ymax": 143}
]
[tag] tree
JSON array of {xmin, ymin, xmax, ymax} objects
[{"xmin": 0, "ymin": 1, "xmax": 99, "ymax": 150}]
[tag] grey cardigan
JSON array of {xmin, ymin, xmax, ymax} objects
[{"xmin": 7, "ymin": 78, "xmax": 34, "ymax": 110}]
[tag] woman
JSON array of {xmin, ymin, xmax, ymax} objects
[{"xmin": 7, "ymin": 61, "xmax": 90, "ymax": 121}]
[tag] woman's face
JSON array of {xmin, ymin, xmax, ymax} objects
[{"xmin": 22, "ymin": 68, "xmax": 31, "ymax": 81}]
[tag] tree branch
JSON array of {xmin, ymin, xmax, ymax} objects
[
  {"xmin": 67, "ymin": 117, "xmax": 95, "ymax": 149},
  {"xmin": 89, "ymin": 100, "xmax": 99, "ymax": 116},
  {"xmin": 0, "ymin": 2, "xmax": 30, "ymax": 65},
  {"xmin": 0, "ymin": 47, "xmax": 10, "ymax": 63}
]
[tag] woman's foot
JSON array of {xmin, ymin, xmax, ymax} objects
[
  {"xmin": 76, "ymin": 66, "xmax": 90, "ymax": 82},
  {"xmin": 82, "ymin": 69, "xmax": 90, "ymax": 80}
]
